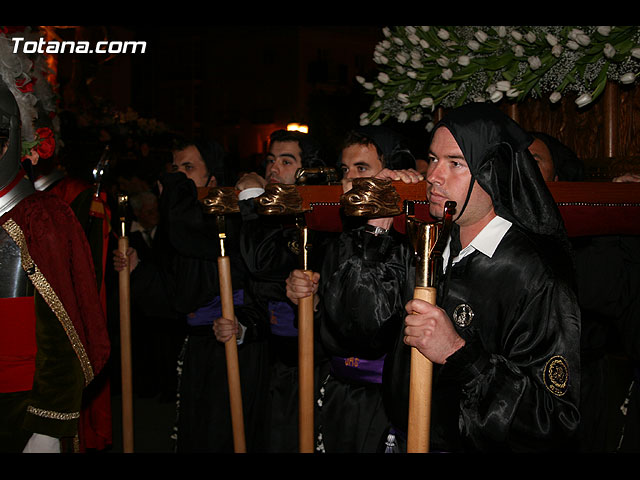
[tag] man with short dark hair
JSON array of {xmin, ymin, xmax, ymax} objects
[
  {"xmin": 230, "ymin": 129, "xmax": 330, "ymax": 452},
  {"xmin": 285, "ymin": 125, "xmax": 422, "ymax": 452}
]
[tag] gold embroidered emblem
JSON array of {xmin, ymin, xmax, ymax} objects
[
  {"xmin": 288, "ymin": 239, "xmax": 300, "ymax": 255},
  {"xmin": 543, "ymin": 355, "xmax": 569, "ymax": 396},
  {"xmin": 453, "ymin": 303, "xmax": 474, "ymax": 327}
]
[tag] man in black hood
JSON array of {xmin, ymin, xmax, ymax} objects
[{"xmin": 383, "ymin": 103, "xmax": 581, "ymax": 452}]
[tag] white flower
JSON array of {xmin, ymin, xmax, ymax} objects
[
  {"xmin": 397, "ymin": 93, "xmax": 410, "ymax": 104},
  {"xmin": 489, "ymin": 90, "xmax": 504, "ymax": 103},
  {"xmin": 395, "ymin": 52, "xmax": 409, "ymax": 64},
  {"xmin": 597, "ymin": 26, "xmax": 611, "ymax": 36},
  {"xmin": 376, "ymin": 89, "xmax": 385, "ymax": 97},
  {"xmin": 442, "ymin": 68, "xmax": 453, "ymax": 80},
  {"xmin": 511, "ymin": 30, "xmax": 523, "ymax": 41},
  {"xmin": 549, "ymin": 91, "xmax": 562, "ymax": 103},
  {"xmin": 419, "ymin": 39, "xmax": 430, "ymax": 50},
  {"xmin": 377, "ymin": 72, "xmax": 390, "ymax": 84},
  {"xmin": 513, "ymin": 45, "xmax": 525, "ymax": 57},
  {"xmin": 410, "ymin": 112, "xmax": 423, "ymax": 122},
  {"xmin": 397, "ymin": 111, "xmax": 408, "ymax": 123},
  {"xmin": 576, "ymin": 33, "xmax": 591, "ymax": 47},
  {"xmin": 381, "ymin": 40, "xmax": 391, "ymax": 49},
  {"xmin": 425, "ymin": 121, "xmax": 435, "ymax": 132},
  {"xmin": 567, "ymin": 40, "xmax": 579, "ymax": 50},
  {"xmin": 410, "ymin": 59, "xmax": 423, "ymax": 69},
  {"xmin": 382, "ymin": 27, "xmax": 392, "ymax": 38},
  {"xmin": 528, "ymin": 56, "xmax": 542, "ymax": 70},
  {"xmin": 363, "ymin": 82, "xmax": 374, "ymax": 90},
  {"xmin": 407, "ymin": 70, "xmax": 417, "ymax": 79},
  {"xmin": 420, "ymin": 97, "xmax": 434, "ymax": 108},
  {"xmin": 525, "ymin": 31, "xmax": 536, "ymax": 43},
  {"xmin": 393, "ymin": 36, "xmax": 404, "ymax": 46},
  {"xmin": 458, "ymin": 55, "xmax": 470, "ymax": 66},
  {"xmin": 496, "ymin": 80, "xmax": 511, "ymax": 91},
  {"xmin": 405, "ymin": 26, "xmax": 416, "ymax": 35},
  {"xmin": 620, "ymin": 72, "xmax": 637, "ymax": 84},
  {"xmin": 374, "ymin": 52, "xmax": 389, "ymax": 64},
  {"xmin": 359, "ymin": 115, "xmax": 370, "ymax": 126},
  {"xmin": 496, "ymin": 26, "xmax": 507, "ymax": 37},
  {"xmin": 420, "ymin": 26, "xmax": 430, "ymax": 32},
  {"xmin": 631, "ymin": 48, "xmax": 640, "ymax": 59},
  {"xmin": 604, "ymin": 43, "xmax": 616, "ymax": 58},
  {"xmin": 575, "ymin": 93, "xmax": 593, "ymax": 107},
  {"xmin": 437, "ymin": 29, "xmax": 450, "ymax": 40},
  {"xmin": 474, "ymin": 30, "xmax": 488, "ymax": 43},
  {"xmin": 436, "ymin": 56, "xmax": 449, "ymax": 67},
  {"xmin": 546, "ymin": 33, "xmax": 558, "ymax": 46},
  {"xmin": 355, "ymin": 75, "xmax": 365, "ymax": 84},
  {"xmin": 506, "ymin": 88, "xmax": 520, "ymax": 98},
  {"xmin": 552, "ymin": 44, "xmax": 563, "ymax": 57},
  {"xmin": 468, "ymin": 40, "xmax": 480, "ymax": 51},
  {"xmin": 395, "ymin": 65, "xmax": 406, "ymax": 74},
  {"xmin": 408, "ymin": 34, "xmax": 420, "ymax": 45}
]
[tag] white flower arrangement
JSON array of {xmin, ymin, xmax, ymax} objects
[{"xmin": 358, "ymin": 26, "xmax": 640, "ymax": 128}]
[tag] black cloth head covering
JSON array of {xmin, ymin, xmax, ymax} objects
[
  {"xmin": 530, "ymin": 131, "xmax": 585, "ymax": 182},
  {"xmin": 434, "ymin": 103, "xmax": 567, "ymax": 241},
  {"xmin": 193, "ymin": 140, "xmax": 231, "ymax": 187},
  {"xmin": 342, "ymin": 125, "xmax": 416, "ymax": 171}
]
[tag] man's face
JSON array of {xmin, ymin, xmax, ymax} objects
[
  {"xmin": 339, "ymin": 143, "xmax": 384, "ymax": 179},
  {"xmin": 426, "ymin": 127, "xmax": 493, "ymax": 227},
  {"xmin": 172, "ymin": 145, "xmax": 215, "ymax": 188},
  {"xmin": 528, "ymin": 138, "xmax": 556, "ymax": 182},
  {"xmin": 265, "ymin": 140, "xmax": 303, "ymax": 185}
]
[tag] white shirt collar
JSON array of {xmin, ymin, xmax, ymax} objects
[{"xmin": 442, "ymin": 215, "xmax": 512, "ymax": 269}]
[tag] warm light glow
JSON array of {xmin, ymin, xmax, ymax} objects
[{"xmin": 287, "ymin": 123, "xmax": 308, "ymax": 134}]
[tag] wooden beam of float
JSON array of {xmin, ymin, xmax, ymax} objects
[{"xmin": 199, "ymin": 180, "xmax": 640, "ymax": 237}]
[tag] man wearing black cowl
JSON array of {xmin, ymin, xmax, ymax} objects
[
  {"xmin": 114, "ymin": 139, "xmax": 270, "ymax": 452},
  {"xmin": 380, "ymin": 104, "xmax": 581, "ymax": 452}
]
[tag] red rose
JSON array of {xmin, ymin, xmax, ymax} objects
[
  {"xmin": 16, "ymin": 76, "xmax": 37, "ymax": 93},
  {"xmin": 36, "ymin": 127, "xmax": 56, "ymax": 159}
]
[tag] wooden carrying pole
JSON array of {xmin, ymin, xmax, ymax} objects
[
  {"xmin": 297, "ymin": 222, "xmax": 315, "ymax": 453},
  {"xmin": 405, "ymin": 200, "xmax": 456, "ymax": 453},
  {"xmin": 117, "ymin": 193, "xmax": 134, "ymax": 453},
  {"xmin": 204, "ymin": 189, "xmax": 246, "ymax": 453},
  {"xmin": 252, "ymin": 182, "xmax": 317, "ymax": 453}
]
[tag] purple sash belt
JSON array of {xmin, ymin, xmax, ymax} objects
[
  {"xmin": 268, "ymin": 300, "xmax": 297, "ymax": 337},
  {"xmin": 187, "ymin": 289, "xmax": 244, "ymax": 326},
  {"xmin": 330, "ymin": 355, "xmax": 385, "ymax": 384}
]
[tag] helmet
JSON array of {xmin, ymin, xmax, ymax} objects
[{"xmin": 0, "ymin": 80, "xmax": 34, "ymax": 216}]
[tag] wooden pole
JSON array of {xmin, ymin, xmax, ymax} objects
[
  {"xmin": 406, "ymin": 286, "xmax": 436, "ymax": 453},
  {"xmin": 217, "ymin": 255, "xmax": 247, "ymax": 453},
  {"xmin": 298, "ymin": 269, "xmax": 315, "ymax": 453},
  {"xmin": 118, "ymin": 232, "xmax": 134, "ymax": 453}
]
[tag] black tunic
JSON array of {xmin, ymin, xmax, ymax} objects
[{"xmin": 383, "ymin": 225, "xmax": 581, "ymax": 452}]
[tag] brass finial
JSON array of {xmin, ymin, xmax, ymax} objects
[
  {"xmin": 340, "ymin": 177, "xmax": 402, "ymax": 218},
  {"xmin": 203, "ymin": 187, "xmax": 240, "ymax": 215},
  {"xmin": 255, "ymin": 183, "xmax": 304, "ymax": 215}
]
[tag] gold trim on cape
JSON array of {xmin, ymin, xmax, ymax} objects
[
  {"xmin": 1, "ymin": 219, "xmax": 94, "ymax": 385},
  {"xmin": 26, "ymin": 405, "xmax": 80, "ymax": 421}
]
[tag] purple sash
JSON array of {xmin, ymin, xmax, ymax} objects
[
  {"xmin": 268, "ymin": 300, "xmax": 297, "ymax": 337},
  {"xmin": 186, "ymin": 289, "xmax": 244, "ymax": 326},
  {"xmin": 330, "ymin": 355, "xmax": 385, "ymax": 384}
]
